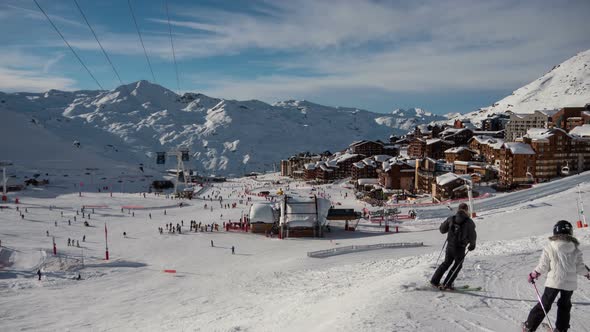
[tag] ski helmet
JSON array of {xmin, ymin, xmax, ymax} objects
[{"xmin": 553, "ymin": 220, "xmax": 573, "ymax": 236}]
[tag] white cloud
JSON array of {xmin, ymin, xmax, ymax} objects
[{"xmin": 0, "ymin": 67, "xmax": 76, "ymax": 92}]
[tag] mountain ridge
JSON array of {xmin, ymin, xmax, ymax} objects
[{"xmin": 0, "ymin": 81, "xmax": 443, "ymax": 175}]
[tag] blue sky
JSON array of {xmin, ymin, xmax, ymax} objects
[{"xmin": 1, "ymin": 0, "xmax": 589, "ymax": 115}]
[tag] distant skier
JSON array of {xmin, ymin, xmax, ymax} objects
[
  {"xmin": 231, "ymin": 246, "xmax": 235, "ymax": 255},
  {"xmin": 123, "ymin": 232, "xmax": 127, "ymax": 238},
  {"xmin": 211, "ymin": 240, "xmax": 214, "ymax": 247},
  {"xmin": 37, "ymin": 269, "xmax": 41, "ymax": 281},
  {"xmin": 430, "ymin": 203, "xmax": 476, "ymax": 290},
  {"xmin": 82, "ymin": 235, "xmax": 86, "ymax": 242},
  {"xmin": 523, "ymin": 220, "xmax": 590, "ymax": 332}
]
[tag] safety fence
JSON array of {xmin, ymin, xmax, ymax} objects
[{"xmin": 307, "ymin": 241, "xmax": 423, "ymax": 258}]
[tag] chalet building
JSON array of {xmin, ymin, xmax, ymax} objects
[
  {"xmin": 454, "ymin": 161, "xmax": 495, "ymax": 182},
  {"xmin": 468, "ymin": 136, "xmax": 504, "ymax": 164},
  {"xmin": 415, "ymin": 158, "xmax": 453, "ymax": 193},
  {"xmin": 468, "ymin": 136, "xmax": 492, "ymax": 154},
  {"xmin": 473, "ymin": 130, "xmax": 505, "ymax": 139},
  {"xmin": 433, "ymin": 173, "xmax": 472, "ymax": 201},
  {"xmin": 281, "ymin": 153, "xmax": 323, "ymax": 177},
  {"xmin": 499, "ymin": 142, "xmax": 536, "ymax": 186},
  {"xmin": 520, "ymin": 128, "xmax": 590, "ymax": 181},
  {"xmin": 481, "ymin": 139, "xmax": 504, "ymax": 165},
  {"xmin": 546, "ymin": 107, "xmax": 590, "ymax": 131},
  {"xmin": 440, "ymin": 128, "xmax": 474, "ymax": 146},
  {"xmin": 504, "ymin": 110, "xmax": 556, "ymax": 142},
  {"xmin": 425, "ymin": 139, "xmax": 454, "ymax": 160},
  {"xmin": 377, "ymin": 158, "xmax": 415, "ymax": 192},
  {"xmin": 444, "ymin": 147, "xmax": 477, "ymax": 163},
  {"xmin": 303, "ymin": 163, "xmax": 317, "ymax": 181},
  {"xmin": 349, "ymin": 140, "xmax": 380, "ymax": 155},
  {"xmin": 408, "ymin": 138, "xmax": 426, "ymax": 159},
  {"xmin": 314, "ymin": 163, "xmax": 335, "ymax": 183},
  {"xmin": 426, "ymin": 125, "xmax": 445, "ymax": 138},
  {"xmin": 481, "ymin": 114, "xmax": 510, "ymax": 131},
  {"xmin": 331, "ymin": 153, "xmax": 364, "ymax": 179},
  {"xmin": 351, "ymin": 158, "xmax": 378, "ymax": 181}
]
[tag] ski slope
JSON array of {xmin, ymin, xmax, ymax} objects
[{"xmin": 2, "ymin": 173, "xmax": 590, "ymax": 331}]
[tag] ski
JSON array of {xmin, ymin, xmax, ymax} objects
[{"xmin": 413, "ymin": 284, "xmax": 483, "ymax": 292}]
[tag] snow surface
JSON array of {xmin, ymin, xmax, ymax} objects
[
  {"xmin": 455, "ymin": 49, "xmax": 590, "ymax": 126},
  {"xmin": 3, "ymin": 170, "xmax": 590, "ymax": 331}
]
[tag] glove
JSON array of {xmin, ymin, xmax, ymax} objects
[
  {"xmin": 467, "ymin": 244, "xmax": 475, "ymax": 251},
  {"xmin": 528, "ymin": 271, "xmax": 540, "ymax": 283}
]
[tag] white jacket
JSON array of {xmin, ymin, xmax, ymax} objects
[{"xmin": 534, "ymin": 235, "xmax": 587, "ymax": 291}]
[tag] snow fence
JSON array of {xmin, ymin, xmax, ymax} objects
[{"xmin": 307, "ymin": 242, "xmax": 423, "ymax": 258}]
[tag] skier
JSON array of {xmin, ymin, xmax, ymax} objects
[
  {"xmin": 82, "ymin": 235, "xmax": 85, "ymax": 242},
  {"xmin": 523, "ymin": 220, "xmax": 590, "ymax": 332},
  {"xmin": 211, "ymin": 240, "xmax": 214, "ymax": 247},
  {"xmin": 231, "ymin": 246, "xmax": 235, "ymax": 255},
  {"xmin": 37, "ymin": 269, "xmax": 41, "ymax": 281},
  {"xmin": 430, "ymin": 203, "xmax": 476, "ymax": 290}
]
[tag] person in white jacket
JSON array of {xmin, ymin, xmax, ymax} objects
[{"xmin": 523, "ymin": 220, "xmax": 590, "ymax": 332}]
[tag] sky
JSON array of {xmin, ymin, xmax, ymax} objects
[{"xmin": 1, "ymin": 0, "xmax": 589, "ymax": 115}]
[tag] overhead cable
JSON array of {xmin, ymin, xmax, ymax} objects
[{"xmin": 33, "ymin": 0, "xmax": 104, "ymax": 90}]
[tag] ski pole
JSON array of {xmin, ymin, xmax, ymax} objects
[
  {"xmin": 443, "ymin": 249, "xmax": 469, "ymax": 288},
  {"xmin": 435, "ymin": 239, "xmax": 447, "ymax": 266},
  {"xmin": 531, "ymin": 280, "xmax": 553, "ymax": 331}
]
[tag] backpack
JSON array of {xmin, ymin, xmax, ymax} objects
[{"xmin": 450, "ymin": 216, "xmax": 463, "ymax": 242}]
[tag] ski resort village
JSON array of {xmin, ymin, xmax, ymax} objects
[{"xmin": 2, "ymin": 1, "xmax": 590, "ymax": 331}]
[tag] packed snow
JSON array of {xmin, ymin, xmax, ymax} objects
[{"xmin": 3, "ymin": 171, "xmax": 590, "ymax": 331}]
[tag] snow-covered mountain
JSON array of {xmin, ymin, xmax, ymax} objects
[
  {"xmin": 0, "ymin": 81, "xmax": 442, "ymax": 176},
  {"xmin": 458, "ymin": 49, "xmax": 590, "ymax": 125},
  {"xmin": 375, "ymin": 108, "xmax": 445, "ymax": 131}
]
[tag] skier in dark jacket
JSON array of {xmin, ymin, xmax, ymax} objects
[{"xmin": 430, "ymin": 202, "xmax": 477, "ymax": 290}]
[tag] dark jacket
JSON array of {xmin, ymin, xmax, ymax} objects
[{"xmin": 440, "ymin": 210, "xmax": 477, "ymax": 249}]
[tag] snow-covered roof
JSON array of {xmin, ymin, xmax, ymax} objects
[
  {"xmin": 436, "ymin": 173, "xmax": 466, "ymax": 186},
  {"xmin": 325, "ymin": 160, "xmax": 339, "ymax": 168},
  {"xmin": 570, "ymin": 124, "xmax": 590, "ymax": 138},
  {"xmin": 357, "ymin": 178, "xmax": 379, "ymax": 185},
  {"xmin": 352, "ymin": 162, "xmax": 365, "ymax": 169},
  {"xmin": 426, "ymin": 138, "xmax": 441, "ymax": 145},
  {"xmin": 333, "ymin": 153, "xmax": 360, "ymax": 164},
  {"xmin": 537, "ymin": 109, "xmax": 560, "ymax": 117},
  {"xmin": 524, "ymin": 128, "xmax": 569, "ymax": 142},
  {"xmin": 441, "ymin": 128, "xmax": 472, "ymax": 136},
  {"xmin": 373, "ymin": 155, "xmax": 393, "ymax": 162},
  {"xmin": 503, "ymin": 142, "xmax": 535, "ymax": 155},
  {"xmin": 319, "ymin": 164, "xmax": 333, "ymax": 172},
  {"xmin": 470, "ymin": 135, "xmax": 494, "ymax": 144},
  {"xmin": 444, "ymin": 146, "xmax": 476, "ymax": 154},
  {"xmin": 304, "ymin": 163, "xmax": 316, "ymax": 170},
  {"xmin": 362, "ymin": 158, "xmax": 377, "ymax": 167},
  {"xmin": 249, "ymin": 203, "xmax": 275, "ymax": 224}
]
